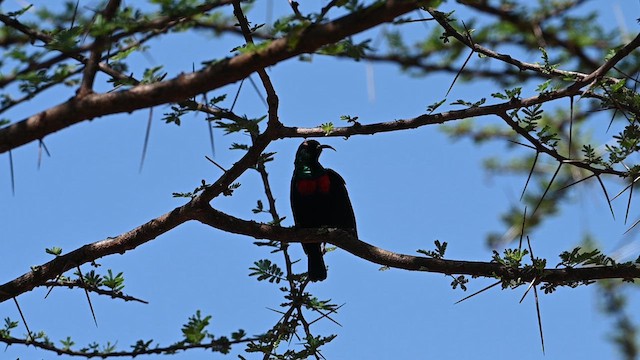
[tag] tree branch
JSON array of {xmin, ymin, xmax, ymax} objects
[
  {"xmin": 232, "ymin": 0, "xmax": 280, "ymax": 127},
  {"xmin": 191, "ymin": 204, "xmax": 640, "ymax": 284},
  {"xmin": 43, "ymin": 280, "xmax": 148, "ymax": 304},
  {"xmin": 3, "ymin": 193, "xmax": 639, "ymax": 303},
  {"xmin": 0, "ymin": 0, "xmax": 423, "ymax": 154},
  {"xmin": 0, "ymin": 333, "xmax": 260, "ymax": 358},
  {"xmin": 0, "ymin": 205, "xmax": 193, "ymax": 302},
  {"xmin": 77, "ymin": 0, "xmax": 121, "ymax": 98},
  {"xmin": 458, "ymin": 0, "xmax": 599, "ymax": 69}
]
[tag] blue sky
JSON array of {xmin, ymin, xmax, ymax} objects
[{"xmin": 1, "ymin": 1, "xmax": 640, "ymax": 359}]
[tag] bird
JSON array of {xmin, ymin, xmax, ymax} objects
[{"xmin": 290, "ymin": 139, "xmax": 357, "ymax": 281}]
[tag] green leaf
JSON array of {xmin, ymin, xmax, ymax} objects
[
  {"xmin": 60, "ymin": 336, "xmax": 75, "ymax": 350},
  {"xmin": 46, "ymin": 27, "xmax": 83, "ymax": 52},
  {"xmin": 0, "ymin": 317, "xmax": 19, "ymax": 338},
  {"xmin": 231, "ymin": 329, "xmax": 246, "ymax": 341},
  {"xmin": 320, "ymin": 122, "xmax": 334, "ymax": 135},
  {"xmin": 45, "ymin": 247, "xmax": 63, "ymax": 256},
  {"xmin": 450, "ymin": 98, "xmax": 485, "ymax": 108},
  {"xmin": 7, "ymin": 4, "xmax": 33, "ymax": 17},
  {"xmin": 141, "ymin": 66, "xmax": 167, "ymax": 84},
  {"xmin": 417, "ymin": 240, "xmax": 448, "ymax": 259},
  {"xmin": 181, "ymin": 310, "xmax": 212, "ymax": 345},
  {"xmin": 102, "ymin": 269, "xmax": 125, "ymax": 292},
  {"xmin": 427, "ymin": 98, "xmax": 446, "ymax": 113},
  {"xmin": 252, "ymin": 200, "xmax": 264, "ymax": 214},
  {"xmin": 249, "ymin": 259, "xmax": 283, "ymax": 283}
]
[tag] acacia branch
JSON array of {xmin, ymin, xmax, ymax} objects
[
  {"xmin": 43, "ymin": 280, "xmax": 148, "ymax": 304},
  {"xmin": 0, "ymin": 12, "xmax": 131, "ymax": 89},
  {"xmin": 427, "ymin": 8, "xmax": 587, "ymax": 80},
  {"xmin": 458, "ymin": 0, "xmax": 599, "ymax": 69},
  {"xmin": 232, "ymin": 1, "xmax": 280, "ymax": 127},
  {"xmin": 272, "ymin": 90, "xmax": 625, "ymax": 178},
  {"xmin": 3, "ymin": 190, "xmax": 639, "ymax": 303},
  {"xmin": 0, "ymin": 333, "xmax": 260, "ymax": 358},
  {"xmin": 3, "ymin": 23, "xmax": 633, "ymax": 302},
  {"xmin": 191, "ymin": 205, "xmax": 640, "ymax": 283},
  {"xmin": 0, "ymin": 0, "xmax": 423, "ymax": 154},
  {"xmin": 77, "ymin": 0, "xmax": 121, "ymax": 98},
  {"xmin": 0, "ymin": 204, "xmax": 194, "ymax": 303}
]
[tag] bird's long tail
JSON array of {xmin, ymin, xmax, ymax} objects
[{"xmin": 303, "ymin": 243, "xmax": 327, "ymax": 281}]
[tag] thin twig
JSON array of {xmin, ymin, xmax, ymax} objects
[
  {"xmin": 77, "ymin": 0, "xmax": 121, "ymax": 98},
  {"xmin": 43, "ymin": 280, "xmax": 148, "ymax": 304}
]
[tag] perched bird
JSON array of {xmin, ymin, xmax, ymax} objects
[{"xmin": 290, "ymin": 140, "xmax": 357, "ymax": 281}]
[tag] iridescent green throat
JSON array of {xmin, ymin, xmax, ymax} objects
[{"xmin": 294, "ymin": 157, "xmax": 324, "ymax": 179}]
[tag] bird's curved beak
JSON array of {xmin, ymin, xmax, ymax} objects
[{"xmin": 319, "ymin": 144, "xmax": 336, "ymax": 152}]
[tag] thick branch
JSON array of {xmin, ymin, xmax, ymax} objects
[
  {"xmin": 191, "ymin": 205, "xmax": 640, "ymax": 284},
  {"xmin": 3, "ymin": 192, "xmax": 639, "ymax": 303},
  {"xmin": 0, "ymin": 205, "xmax": 193, "ymax": 302},
  {"xmin": 0, "ymin": 1, "xmax": 423, "ymax": 154}
]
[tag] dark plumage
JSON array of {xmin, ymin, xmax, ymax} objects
[{"xmin": 290, "ymin": 140, "xmax": 357, "ymax": 281}]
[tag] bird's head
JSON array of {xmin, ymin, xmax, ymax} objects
[{"xmin": 295, "ymin": 140, "xmax": 335, "ymax": 164}]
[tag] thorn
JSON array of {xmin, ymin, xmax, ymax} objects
[
  {"xmin": 446, "ymin": 49, "xmax": 473, "ymax": 97},
  {"xmin": 533, "ymin": 285, "xmax": 545, "ymax": 354},
  {"xmin": 9, "ymin": 150, "xmax": 15, "ymax": 196},
  {"xmin": 247, "ymin": 75, "xmax": 267, "ymax": 108},
  {"xmin": 519, "ymin": 236, "xmax": 538, "ymax": 303},
  {"xmin": 230, "ymin": 78, "xmax": 245, "ymax": 111},
  {"xmin": 611, "ymin": 173, "xmax": 640, "ymax": 206},
  {"xmin": 76, "ymin": 266, "xmax": 98, "ymax": 327},
  {"xmin": 521, "ymin": 152, "xmax": 539, "ymax": 201},
  {"xmin": 13, "ymin": 297, "xmax": 33, "ymax": 342},
  {"xmin": 557, "ymin": 173, "xmax": 596, "ymax": 192},
  {"xmin": 532, "ymin": 162, "xmax": 562, "ymax": 217},
  {"xmin": 518, "ymin": 207, "xmax": 527, "ymax": 251},
  {"xmin": 37, "ymin": 141, "xmax": 43, "ymax": 169},
  {"xmin": 624, "ymin": 217, "xmax": 640, "ymax": 235},
  {"xmin": 519, "ymin": 277, "xmax": 537, "ymax": 303},
  {"xmin": 625, "ymin": 182, "xmax": 634, "ymax": 225},
  {"xmin": 202, "ymin": 93, "xmax": 215, "ymax": 157},
  {"xmin": 265, "ymin": 306, "xmax": 286, "ymax": 316},
  {"xmin": 454, "ymin": 281, "xmax": 501, "ymax": 304},
  {"xmin": 139, "ymin": 107, "xmax": 153, "ymax": 172},
  {"xmin": 568, "ymin": 96, "xmax": 574, "ymax": 159},
  {"xmin": 308, "ymin": 303, "xmax": 345, "ymax": 327},
  {"xmin": 508, "ymin": 139, "xmax": 537, "ymax": 150},
  {"xmin": 595, "ymin": 175, "xmax": 615, "ymax": 220},
  {"xmin": 44, "ymin": 272, "xmax": 65, "ymax": 299},
  {"xmin": 525, "ymin": 235, "xmax": 544, "ymax": 354},
  {"xmin": 70, "ymin": 0, "xmax": 80, "ymax": 29},
  {"xmin": 445, "ymin": 20, "xmax": 476, "ymax": 97},
  {"xmin": 205, "ymin": 156, "xmax": 227, "ymax": 172},
  {"xmin": 606, "ymin": 108, "xmax": 616, "ymax": 133},
  {"xmin": 526, "ymin": 235, "xmax": 536, "ymax": 260}
]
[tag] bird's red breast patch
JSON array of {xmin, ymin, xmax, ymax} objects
[{"xmin": 296, "ymin": 174, "xmax": 331, "ymax": 195}]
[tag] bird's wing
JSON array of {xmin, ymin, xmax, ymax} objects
[{"xmin": 326, "ymin": 169, "xmax": 358, "ymax": 237}]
